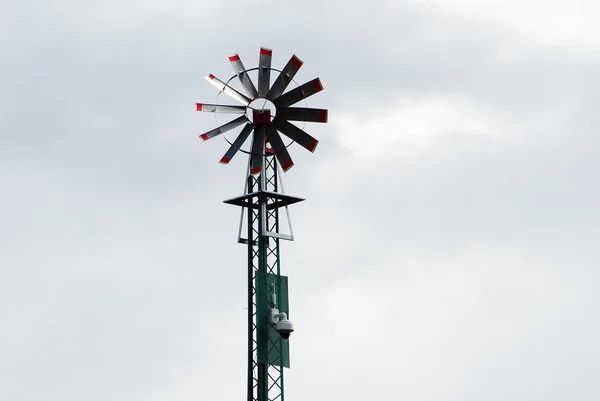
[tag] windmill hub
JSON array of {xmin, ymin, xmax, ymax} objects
[{"xmin": 246, "ymin": 97, "xmax": 277, "ymax": 126}]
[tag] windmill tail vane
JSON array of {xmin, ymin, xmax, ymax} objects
[{"xmin": 196, "ymin": 46, "xmax": 328, "ymax": 174}]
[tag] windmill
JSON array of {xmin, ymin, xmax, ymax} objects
[{"xmin": 196, "ymin": 47, "xmax": 327, "ymax": 401}]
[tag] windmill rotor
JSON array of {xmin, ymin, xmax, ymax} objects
[
  {"xmin": 196, "ymin": 47, "xmax": 328, "ymax": 174},
  {"xmin": 196, "ymin": 47, "xmax": 327, "ymax": 401}
]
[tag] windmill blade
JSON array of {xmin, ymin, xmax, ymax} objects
[
  {"xmin": 200, "ymin": 115, "xmax": 247, "ymax": 141},
  {"xmin": 205, "ymin": 74, "xmax": 251, "ymax": 106},
  {"xmin": 266, "ymin": 55, "xmax": 303, "ymax": 100},
  {"xmin": 272, "ymin": 118, "xmax": 318, "ymax": 152},
  {"xmin": 220, "ymin": 123, "xmax": 254, "ymax": 164},
  {"xmin": 250, "ymin": 126, "xmax": 266, "ymax": 175},
  {"xmin": 266, "ymin": 125, "xmax": 294, "ymax": 172},
  {"xmin": 196, "ymin": 103, "xmax": 246, "ymax": 114},
  {"xmin": 257, "ymin": 47, "xmax": 272, "ymax": 97},
  {"xmin": 229, "ymin": 54, "xmax": 259, "ymax": 98},
  {"xmin": 276, "ymin": 107, "xmax": 328, "ymax": 123},
  {"xmin": 273, "ymin": 78, "xmax": 324, "ymax": 108}
]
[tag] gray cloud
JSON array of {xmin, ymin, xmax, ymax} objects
[{"xmin": 1, "ymin": 0, "xmax": 598, "ymax": 400}]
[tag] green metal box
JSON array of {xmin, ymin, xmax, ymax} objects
[{"xmin": 256, "ymin": 272, "xmax": 290, "ymax": 368}]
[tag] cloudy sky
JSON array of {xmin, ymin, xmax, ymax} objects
[{"xmin": 1, "ymin": 1, "xmax": 599, "ymax": 400}]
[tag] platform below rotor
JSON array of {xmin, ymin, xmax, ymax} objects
[{"xmin": 223, "ymin": 190, "xmax": 305, "ymax": 210}]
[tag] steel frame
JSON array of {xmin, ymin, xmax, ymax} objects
[{"xmin": 200, "ymin": 48, "xmax": 326, "ymax": 401}]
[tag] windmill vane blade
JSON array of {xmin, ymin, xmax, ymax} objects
[
  {"xmin": 229, "ymin": 54, "xmax": 259, "ymax": 98},
  {"xmin": 200, "ymin": 115, "xmax": 247, "ymax": 141},
  {"xmin": 273, "ymin": 118, "xmax": 319, "ymax": 153},
  {"xmin": 277, "ymin": 107, "xmax": 328, "ymax": 123},
  {"xmin": 220, "ymin": 123, "xmax": 254, "ymax": 164},
  {"xmin": 196, "ymin": 103, "xmax": 246, "ymax": 114},
  {"xmin": 257, "ymin": 47, "xmax": 272, "ymax": 97},
  {"xmin": 273, "ymin": 78, "xmax": 323, "ymax": 108},
  {"xmin": 266, "ymin": 125, "xmax": 294, "ymax": 172},
  {"xmin": 205, "ymin": 74, "xmax": 251, "ymax": 106},
  {"xmin": 267, "ymin": 55, "xmax": 303, "ymax": 100},
  {"xmin": 250, "ymin": 126, "xmax": 266, "ymax": 175}
]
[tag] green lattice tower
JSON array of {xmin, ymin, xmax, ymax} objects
[{"xmin": 225, "ymin": 155, "xmax": 302, "ymax": 401}]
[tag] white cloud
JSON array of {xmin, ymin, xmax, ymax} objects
[
  {"xmin": 289, "ymin": 244, "xmax": 599, "ymax": 401},
  {"xmin": 334, "ymin": 94, "xmax": 494, "ymax": 158},
  {"xmin": 427, "ymin": 0, "xmax": 600, "ymax": 48}
]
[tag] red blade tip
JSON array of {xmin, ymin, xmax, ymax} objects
[
  {"xmin": 320, "ymin": 109, "xmax": 328, "ymax": 123},
  {"xmin": 220, "ymin": 157, "xmax": 231, "ymax": 164},
  {"xmin": 200, "ymin": 133, "xmax": 209, "ymax": 141},
  {"xmin": 207, "ymin": 74, "xmax": 215, "ymax": 80},
  {"xmin": 196, "ymin": 103, "xmax": 203, "ymax": 111},
  {"xmin": 291, "ymin": 55, "xmax": 303, "ymax": 68},
  {"xmin": 309, "ymin": 138, "xmax": 319, "ymax": 152},
  {"xmin": 228, "ymin": 54, "xmax": 240, "ymax": 62},
  {"xmin": 282, "ymin": 160, "xmax": 294, "ymax": 172},
  {"xmin": 260, "ymin": 47, "xmax": 272, "ymax": 56},
  {"xmin": 313, "ymin": 78, "xmax": 323, "ymax": 92},
  {"xmin": 250, "ymin": 166, "xmax": 262, "ymax": 175}
]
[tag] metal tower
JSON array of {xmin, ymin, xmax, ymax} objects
[{"xmin": 196, "ymin": 47, "xmax": 327, "ymax": 401}]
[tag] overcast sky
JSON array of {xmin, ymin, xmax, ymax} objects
[{"xmin": 1, "ymin": 1, "xmax": 599, "ymax": 400}]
